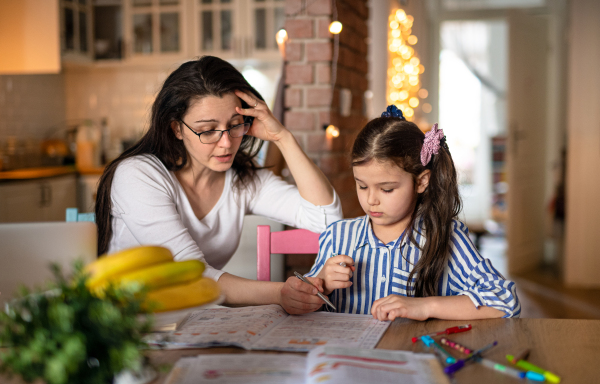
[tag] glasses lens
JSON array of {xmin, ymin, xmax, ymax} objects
[
  {"xmin": 200, "ymin": 131, "xmax": 222, "ymax": 144},
  {"xmin": 229, "ymin": 123, "xmax": 250, "ymax": 138}
]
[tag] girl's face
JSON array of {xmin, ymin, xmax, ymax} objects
[
  {"xmin": 172, "ymin": 93, "xmax": 246, "ymax": 173},
  {"xmin": 353, "ymin": 160, "xmax": 430, "ymax": 236}
]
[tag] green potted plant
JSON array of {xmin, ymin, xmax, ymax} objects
[{"xmin": 0, "ymin": 262, "xmax": 153, "ymax": 384}]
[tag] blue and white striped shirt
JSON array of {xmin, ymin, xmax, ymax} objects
[{"xmin": 305, "ymin": 215, "xmax": 520, "ymax": 318}]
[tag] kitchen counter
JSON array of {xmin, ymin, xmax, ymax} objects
[
  {"xmin": 0, "ymin": 166, "xmax": 76, "ymax": 180},
  {"xmin": 0, "ymin": 165, "xmax": 106, "ymax": 181}
]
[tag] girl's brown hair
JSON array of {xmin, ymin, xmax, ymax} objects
[
  {"xmin": 95, "ymin": 56, "xmax": 264, "ymax": 256},
  {"xmin": 351, "ymin": 117, "xmax": 461, "ymax": 297}
]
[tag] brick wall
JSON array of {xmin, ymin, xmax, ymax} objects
[{"xmin": 284, "ymin": 0, "xmax": 368, "ymax": 218}]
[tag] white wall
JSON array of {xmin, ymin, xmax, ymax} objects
[
  {"xmin": 221, "ymin": 215, "xmax": 285, "ymax": 282},
  {"xmin": 564, "ymin": 0, "xmax": 600, "ymax": 287}
]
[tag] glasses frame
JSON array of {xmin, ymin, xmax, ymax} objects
[{"xmin": 179, "ymin": 119, "xmax": 251, "ymax": 144}]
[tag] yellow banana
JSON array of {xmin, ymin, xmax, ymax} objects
[
  {"xmin": 115, "ymin": 260, "xmax": 205, "ymax": 291},
  {"xmin": 84, "ymin": 246, "xmax": 173, "ymax": 289},
  {"xmin": 144, "ymin": 277, "xmax": 221, "ymax": 312}
]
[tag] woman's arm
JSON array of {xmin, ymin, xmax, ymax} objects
[
  {"xmin": 235, "ymin": 90, "xmax": 335, "ymax": 206},
  {"xmin": 218, "ymin": 273, "xmax": 326, "ymax": 314},
  {"xmin": 272, "ymin": 131, "xmax": 334, "ymax": 206}
]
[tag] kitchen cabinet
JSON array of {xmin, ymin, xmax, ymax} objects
[
  {"xmin": 61, "ymin": 0, "xmax": 94, "ymax": 62},
  {"xmin": 0, "ymin": 0, "xmax": 61, "ymax": 74},
  {"xmin": 59, "ymin": 0, "xmax": 285, "ymax": 65},
  {"xmin": 196, "ymin": 0, "xmax": 285, "ymax": 61},
  {"xmin": 0, "ymin": 174, "xmax": 77, "ymax": 223},
  {"xmin": 123, "ymin": 0, "xmax": 188, "ymax": 61}
]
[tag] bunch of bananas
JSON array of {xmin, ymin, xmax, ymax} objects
[{"xmin": 84, "ymin": 246, "xmax": 220, "ymax": 312}]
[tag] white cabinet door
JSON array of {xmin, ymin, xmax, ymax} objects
[
  {"xmin": 195, "ymin": 0, "xmax": 283, "ymax": 61},
  {"xmin": 60, "ymin": 0, "xmax": 94, "ymax": 62},
  {"xmin": 0, "ymin": 175, "xmax": 77, "ymax": 223},
  {"xmin": 124, "ymin": 0, "xmax": 188, "ymax": 62},
  {"xmin": 0, "ymin": 180, "xmax": 44, "ymax": 223},
  {"xmin": 41, "ymin": 175, "xmax": 78, "ymax": 221}
]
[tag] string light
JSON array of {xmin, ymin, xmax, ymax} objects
[
  {"xmin": 329, "ymin": 21, "xmax": 343, "ymax": 34},
  {"xmin": 325, "ymin": 125, "xmax": 340, "ymax": 138},
  {"xmin": 387, "ymin": 7, "xmax": 424, "ymax": 122},
  {"xmin": 276, "ymin": 28, "xmax": 288, "ymax": 45}
]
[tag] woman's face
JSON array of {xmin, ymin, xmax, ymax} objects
[{"xmin": 173, "ymin": 93, "xmax": 246, "ymax": 173}]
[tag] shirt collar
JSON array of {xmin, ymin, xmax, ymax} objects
[{"xmin": 354, "ymin": 215, "xmax": 426, "ymax": 251}]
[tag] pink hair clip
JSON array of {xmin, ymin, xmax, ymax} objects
[{"xmin": 420, "ymin": 123, "xmax": 445, "ymax": 166}]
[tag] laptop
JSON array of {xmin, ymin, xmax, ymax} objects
[{"xmin": 0, "ymin": 221, "xmax": 97, "ymax": 305}]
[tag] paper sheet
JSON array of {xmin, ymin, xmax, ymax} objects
[
  {"xmin": 152, "ymin": 305, "xmax": 288, "ymax": 350},
  {"xmin": 251, "ymin": 311, "xmax": 390, "ymax": 352},
  {"xmin": 163, "ymin": 347, "xmax": 450, "ymax": 384},
  {"xmin": 306, "ymin": 346, "xmax": 451, "ymax": 384},
  {"xmin": 149, "ymin": 305, "xmax": 390, "ymax": 352},
  {"xmin": 164, "ymin": 354, "xmax": 306, "ymax": 384}
]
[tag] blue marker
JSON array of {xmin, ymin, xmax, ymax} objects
[{"xmin": 421, "ymin": 335, "xmax": 456, "ymax": 364}]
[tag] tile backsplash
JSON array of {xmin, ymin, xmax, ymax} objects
[
  {"xmin": 0, "ymin": 60, "xmax": 281, "ymax": 169},
  {"xmin": 63, "ymin": 64, "xmax": 175, "ymax": 142},
  {"xmin": 0, "ymin": 74, "xmax": 66, "ymax": 139}
]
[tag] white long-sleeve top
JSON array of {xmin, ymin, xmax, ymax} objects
[{"xmin": 109, "ymin": 154, "xmax": 343, "ymax": 281}]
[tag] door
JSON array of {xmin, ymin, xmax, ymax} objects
[{"xmin": 506, "ymin": 10, "xmax": 548, "ymax": 274}]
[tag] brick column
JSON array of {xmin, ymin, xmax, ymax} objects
[{"xmin": 284, "ymin": 0, "xmax": 368, "ymax": 218}]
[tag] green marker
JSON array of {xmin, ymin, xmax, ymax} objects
[{"xmin": 506, "ymin": 354, "xmax": 561, "ymax": 383}]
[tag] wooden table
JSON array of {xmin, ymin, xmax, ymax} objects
[{"xmin": 147, "ymin": 318, "xmax": 600, "ymax": 384}]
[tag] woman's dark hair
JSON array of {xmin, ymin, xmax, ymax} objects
[
  {"xmin": 351, "ymin": 117, "xmax": 461, "ymax": 297},
  {"xmin": 95, "ymin": 56, "xmax": 264, "ymax": 255}
]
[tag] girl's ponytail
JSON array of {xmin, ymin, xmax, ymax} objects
[{"xmin": 408, "ymin": 126, "xmax": 461, "ymax": 297}]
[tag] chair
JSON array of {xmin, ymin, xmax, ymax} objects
[
  {"xmin": 66, "ymin": 207, "xmax": 96, "ymax": 222},
  {"xmin": 256, "ymin": 225, "xmax": 320, "ymax": 281}
]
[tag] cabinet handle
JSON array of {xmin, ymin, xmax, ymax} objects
[
  {"xmin": 40, "ymin": 184, "xmax": 52, "ymax": 208},
  {"xmin": 40, "ymin": 184, "xmax": 46, "ymax": 207},
  {"xmin": 46, "ymin": 184, "xmax": 52, "ymax": 207}
]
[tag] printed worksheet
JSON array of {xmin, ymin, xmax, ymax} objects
[
  {"xmin": 306, "ymin": 346, "xmax": 451, "ymax": 384},
  {"xmin": 163, "ymin": 347, "xmax": 450, "ymax": 384},
  {"xmin": 164, "ymin": 354, "xmax": 306, "ymax": 384},
  {"xmin": 251, "ymin": 311, "xmax": 390, "ymax": 351},
  {"xmin": 148, "ymin": 305, "xmax": 390, "ymax": 352}
]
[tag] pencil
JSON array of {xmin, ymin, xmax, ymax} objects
[{"xmin": 294, "ymin": 271, "xmax": 336, "ymax": 310}]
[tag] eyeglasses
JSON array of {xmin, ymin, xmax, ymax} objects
[{"xmin": 179, "ymin": 120, "xmax": 251, "ymax": 144}]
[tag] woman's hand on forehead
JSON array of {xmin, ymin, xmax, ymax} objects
[{"xmin": 234, "ymin": 90, "xmax": 288, "ymax": 142}]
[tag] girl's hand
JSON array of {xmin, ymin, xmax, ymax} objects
[
  {"xmin": 234, "ymin": 90, "xmax": 288, "ymax": 142},
  {"xmin": 371, "ymin": 295, "xmax": 431, "ymax": 321},
  {"xmin": 317, "ymin": 255, "xmax": 355, "ymax": 295}
]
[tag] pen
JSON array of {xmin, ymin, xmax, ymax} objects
[
  {"xmin": 421, "ymin": 335, "xmax": 456, "ymax": 364},
  {"xmin": 332, "ymin": 252, "xmax": 347, "ymax": 267},
  {"xmin": 444, "ymin": 341, "xmax": 497, "ymax": 375},
  {"xmin": 442, "ymin": 339, "xmax": 527, "ymax": 379},
  {"xmin": 475, "ymin": 356, "xmax": 527, "ymax": 380},
  {"xmin": 293, "ymin": 271, "xmax": 336, "ymax": 310},
  {"xmin": 412, "ymin": 324, "xmax": 472, "ymax": 343},
  {"xmin": 440, "ymin": 337, "xmax": 473, "ymax": 355},
  {"xmin": 507, "ymin": 355, "xmax": 561, "ymax": 383}
]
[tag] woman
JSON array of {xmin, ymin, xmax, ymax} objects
[{"xmin": 95, "ymin": 56, "xmax": 343, "ymax": 314}]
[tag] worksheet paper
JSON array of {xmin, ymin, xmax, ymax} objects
[
  {"xmin": 163, "ymin": 346, "xmax": 450, "ymax": 384},
  {"xmin": 148, "ymin": 304, "xmax": 390, "ymax": 352}
]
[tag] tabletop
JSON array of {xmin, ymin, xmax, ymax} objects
[{"xmin": 146, "ymin": 317, "xmax": 600, "ymax": 384}]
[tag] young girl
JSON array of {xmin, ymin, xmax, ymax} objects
[{"xmin": 305, "ymin": 105, "xmax": 520, "ymax": 321}]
